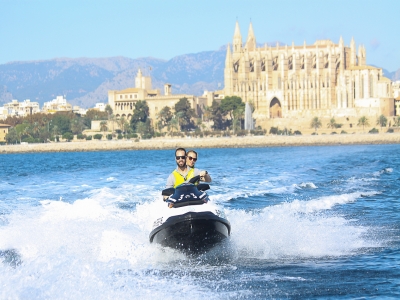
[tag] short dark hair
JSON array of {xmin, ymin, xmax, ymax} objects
[
  {"xmin": 187, "ymin": 150, "xmax": 198, "ymax": 158},
  {"xmin": 175, "ymin": 148, "xmax": 186, "ymax": 156}
]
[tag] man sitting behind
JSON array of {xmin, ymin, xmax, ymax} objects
[{"xmin": 166, "ymin": 148, "xmax": 211, "ymax": 188}]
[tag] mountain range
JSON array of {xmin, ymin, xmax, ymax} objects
[{"xmin": 0, "ymin": 47, "xmax": 399, "ymax": 108}]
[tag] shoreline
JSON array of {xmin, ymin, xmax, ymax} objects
[{"xmin": 1, "ymin": 133, "xmax": 400, "ymax": 154}]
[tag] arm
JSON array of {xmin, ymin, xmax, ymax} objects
[
  {"xmin": 192, "ymin": 168, "xmax": 211, "ymax": 183},
  {"xmin": 166, "ymin": 173, "xmax": 175, "ymax": 188},
  {"xmin": 200, "ymin": 170, "xmax": 212, "ymax": 182}
]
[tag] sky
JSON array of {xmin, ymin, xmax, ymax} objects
[{"xmin": 1, "ymin": 0, "xmax": 399, "ymax": 72}]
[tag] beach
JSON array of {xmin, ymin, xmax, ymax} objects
[{"xmin": 1, "ymin": 133, "xmax": 400, "ymax": 154}]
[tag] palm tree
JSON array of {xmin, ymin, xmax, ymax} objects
[
  {"xmin": 23, "ymin": 125, "xmax": 32, "ymax": 139},
  {"xmin": 357, "ymin": 116, "xmax": 369, "ymax": 132},
  {"xmin": 52, "ymin": 125, "xmax": 60, "ymax": 142},
  {"xmin": 376, "ymin": 114, "xmax": 388, "ymax": 132},
  {"xmin": 116, "ymin": 117, "xmax": 129, "ymax": 138},
  {"xmin": 71, "ymin": 118, "xmax": 85, "ymax": 135},
  {"xmin": 395, "ymin": 116, "xmax": 400, "ymax": 127},
  {"xmin": 175, "ymin": 111, "xmax": 184, "ymax": 131},
  {"xmin": 100, "ymin": 120, "xmax": 108, "ymax": 138},
  {"xmin": 105, "ymin": 104, "xmax": 113, "ymax": 116},
  {"xmin": 310, "ymin": 117, "xmax": 322, "ymax": 133},
  {"xmin": 327, "ymin": 117, "xmax": 336, "ymax": 131},
  {"xmin": 109, "ymin": 114, "xmax": 116, "ymax": 136},
  {"xmin": 232, "ymin": 106, "xmax": 245, "ymax": 133},
  {"xmin": 116, "ymin": 117, "xmax": 124, "ymax": 134},
  {"xmin": 203, "ymin": 105, "xmax": 212, "ymax": 122},
  {"xmin": 169, "ymin": 116, "xmax": 179, "ymax": 135},
  {"xmin": 32, "ymin": 122, "xmax": 40, "ymax": 138}
]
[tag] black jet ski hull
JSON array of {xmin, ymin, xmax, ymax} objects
[{"xmin": 149, "ymin": 211, "xmax": 231, "ymax": 253}]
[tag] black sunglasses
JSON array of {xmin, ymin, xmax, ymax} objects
[
  {"xmin": 176, "ymin": 155, "xmax": 186, "ymax": 160},
  {"xmin": 188, "ymin": 156, "xmax": 197, "ymax": 162}
]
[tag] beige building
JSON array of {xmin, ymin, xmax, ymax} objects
[
  {"xmin": 0, "ymin": 124, "xmax": 11, "ymax": 142},
  {"xmin": 0, "ymin": 107, "xmax": 7, "ymax": 120},
  {"xmin": 224, "ymin": 22, "xmax": 394, "ymax": 126},
  {"xmin": 42, "ymin": 96, "xmax": 72, "ymax": 113},
  {"xmin": 392, "ymin": 81, "xmax": 400, "ymax": 116},
  {"xmin": 108, "ymin": 69, "xmax": 209, "ymax": 123},
  {"xmin": 3, "ymin": 99, "xmax": 41, "ymax": 118}
]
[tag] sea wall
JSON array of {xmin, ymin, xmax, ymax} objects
[{"xmin": 1, "ymin": 133, "xmax": 400, "ymax": 154}]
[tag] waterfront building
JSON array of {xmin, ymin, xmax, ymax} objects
[
  {"xmin": 0, "ymin": 123, "xmax": 11, "ymax": 142},
  {"xmin": 3, "ymin": 99, "xmax": 40, "ymax": 118},
  {"xmin": 107, "ymin": 69, "xmax": 210, "ymax": 122},
  {"xmin": 0, "ymin": 107, "xmax": 7, "ymax": 120},
  {"xmin": 72, "ymin": 106, "xmax": 88, "ymax": 115},
  {"xmin": 42, "ymin": 96, "xmax": 72, "ymax": 113},
  {"xmin": 224, "ymin": 22, "xmax": 394, "ymax": 125},
  {"xmin": 95, "ymin": 103, "xmax": 106, "ymax": 112}
]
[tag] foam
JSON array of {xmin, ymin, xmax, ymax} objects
[
  {"xmin": 227, "ymin": 192, "xmax": 381, "ymax": 259},
  {"xmin": 0, "ymin": 184, "xmax": 384, "ymax": 298}
]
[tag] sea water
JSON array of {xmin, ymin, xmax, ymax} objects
[{"xmin": 0, "ymin": 144, "xmax": 399, "ymax": 299}]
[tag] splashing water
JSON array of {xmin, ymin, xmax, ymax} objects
[{"xmin": 0, "ymin": 145, "xmax": 399, "ymax": 298}]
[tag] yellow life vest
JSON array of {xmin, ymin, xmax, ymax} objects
[{"xmin": 172, "ymin": 168, "xmax": 195, "ymax": 188}]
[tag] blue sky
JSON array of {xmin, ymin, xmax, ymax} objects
[{"xmin": 1, "ymin": 0, "xmax": 399, "ymax": 72}]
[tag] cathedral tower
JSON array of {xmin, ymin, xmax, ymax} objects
[
  {"xmin": 224, "ymin": 44, "xmax": 234, "ymax": 95},
  {"xmin": 245, "ymin": 22, "xmax": 256, "ymax": 52},
  {"xmin": 233, "ymin": 21, "xmax": 242, "ymax": 53}
]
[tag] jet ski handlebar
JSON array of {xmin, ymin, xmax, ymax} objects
[
  {"xmin": 188, "ymin": 175, "xmax": 200, "ymax": 184},
  {"xmin": 161, "ymin": 181, "xmax": 210, "ymax": 197}
]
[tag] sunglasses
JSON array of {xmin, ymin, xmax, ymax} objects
[
  {"xmin": 176, "ymin": 155, "xmax": 186, "ymax": 160},
  {"xmin": 187, "ymin": 156, "xmax": 197, "ymax": 162}
]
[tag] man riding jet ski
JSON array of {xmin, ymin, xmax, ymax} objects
[
  {"xmin": 149, "ymin": 175, "xmax": 231, "ymax": 253},
  {"xmin": 165, "ymin": 148, "xmax": 212, "ymax": 189}
]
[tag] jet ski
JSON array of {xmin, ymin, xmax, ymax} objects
[{"xmin": 149, "ymin": 175, "xmax": 231, "ymax": 253}]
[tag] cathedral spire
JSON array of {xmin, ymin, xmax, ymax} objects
[
  {"xmin": 225, "ymin": 43, "xmax": 232, "ymax": 65},
  {"xmin": 339, "ymin": 36, "xmax": 344, "ymax": 47},
  {"xmin": 350, "ymin": 37, "xmax": 356, "ymax": 66},
  {"xmin": 233, "ymin": 21, "xmax": 242, "ymax": 53},
  {"xmin": 234, "ymin": 20, "xmax": 241, "ymax": 37},
  {"xmin": 245, "ymin": 22, "xmax": 256, "ymax": 51}
]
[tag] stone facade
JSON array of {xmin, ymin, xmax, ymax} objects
[
  {"xmin": 108, "ymin": 69, "xmax": 210, "ymax": 122},
  {"xmin": 224, "ymin": 22, "xmax": 394, "ymax": 126},
  {"xmin": 0, "ymin": 124, "xmax": 11, "ymax": 142}
]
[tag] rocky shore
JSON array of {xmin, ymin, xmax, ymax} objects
[{"xmin": 1, "ymin": 133, "xmax": 400, "ymax": 154}]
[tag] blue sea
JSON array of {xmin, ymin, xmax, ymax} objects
[{"xmin": 0, "ymin": 145, "xmax": 399, "ymax": 299}]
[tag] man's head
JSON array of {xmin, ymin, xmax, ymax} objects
[
  {"xmin": 186, "ymin": 150, "xmax": 198, "ymax": 168},
  {"xmin": 175, "ymin": 147, "xmax": 186, "ymax": 168}
]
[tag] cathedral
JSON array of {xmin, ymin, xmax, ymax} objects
[{"xmin": 224, "ymin": 22, "xmax": 394, "ymax": 122}]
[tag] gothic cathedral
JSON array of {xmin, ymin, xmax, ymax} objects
[{"xmin": 224, "ymin": 22, "xmax": 394, "ymax": 122}]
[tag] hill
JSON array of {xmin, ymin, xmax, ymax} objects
[
  {"xmin": 1, "ymin": 48, "xmax": 398, "ymax": 108},
  {"xmin": 0, "ymin": 48, "xmax": 226, "ymax": 108}
]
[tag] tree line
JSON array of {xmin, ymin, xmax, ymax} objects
[
  {"xmin": 4, "ymin": 96, "xmax": 256, "ymax": 144},
  {"xmin": 309, "ymin": 115, "xmax": 400, "ymax": 134},
  {"xmin": 4, "ymin": 109, "xmax": 110, "ymax": 144}
]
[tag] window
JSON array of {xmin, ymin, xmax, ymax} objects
[
  {"xmin": 361, "ymin": 77, "xmax": 364, "ymax": 98},
  {"xmin": 369, "ymin": 75, "xmax": 373, "ymax": 97}
]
